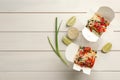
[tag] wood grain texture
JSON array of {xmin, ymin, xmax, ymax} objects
[
  {"xmin": 0, "ymin": 32, "xmax": 119, "ymax": 50},
  {"xmin": 0, "ymin": 0, "xmax": 120, "ymax": 79},
  {"xmin": 0, "ymin": 72, "xmax": 120, "ymax": 80},
  {"xmin": 0, "ymin": 13, "xmax": 120, "ymax": 31},
  {"xmin": 0, "ymin": 51, "xmax": 119, "ymax": 71},
  {"xmin": 0, "ymin": 0, "xmax": 120, "ymax": 12}
]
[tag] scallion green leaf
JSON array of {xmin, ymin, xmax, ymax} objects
[{"xmin": 47, "ymin": 17, "xmax": 68, "ymax": 66}]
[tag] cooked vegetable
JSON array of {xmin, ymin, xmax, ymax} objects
[
  {"xmin": 74, "ymin": 47, "xmax": 97, "ymax": 68},
  {"xmin": 67, "ymin": 27, "xmax": 79, "ymax": 40},
  {"xmin": 66, "ymin": 16, "xmax": 76, "ymax": 27},
  {"xmin": 86, "ymin": 13, "xmax": 109, "ymax": 36},
  {"xmin": 102, "ymin": 42, "xmax": 112, "ymax": 53},
  {"xmin": 62, "ymin": 36, "xmax": 72, "ymax": 45},
  {"xmin": 47, "ymin": 17, "xmax": 68, "ymax": 66}
]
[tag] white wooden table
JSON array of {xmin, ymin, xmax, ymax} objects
[{"xmin": 0, "ymin": 0, "xmax": 120, "ymax": 80}]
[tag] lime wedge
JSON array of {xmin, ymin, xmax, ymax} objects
[
  {"xmin": 102, "ymin": 42, "xmax": 112, "ymax": 53},
  {"xmin": 62, "ymin": 36, "xmax": 72, "ymax": 45},
  {"xmin": 66, "ymin": 16, "xmax": 76, "ymax": 27}
]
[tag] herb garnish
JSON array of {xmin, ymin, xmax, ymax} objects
[{"xmin": 47, "ymin": 17, "xmax": 68, "ymax": 66}]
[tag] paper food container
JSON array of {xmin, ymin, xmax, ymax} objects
[
  {"xmin": 82, "ymin": 6, "xmax": 115, "ymax": 42},
  {"xmin": 65, "ymin": 43, "xmax": 96, "ymax": 75}
]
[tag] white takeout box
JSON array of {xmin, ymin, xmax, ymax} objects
[
  {"xmin": 82, "ymin": 6, "xmax": 115, "ymax": 42},
  {"xmin": 65, "ymin": 43, "xmax": 92, "ymax": 75}
]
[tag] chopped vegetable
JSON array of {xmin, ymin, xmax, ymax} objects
[
  {"xmin": 47, "ymin": 17, "xmax": 68, "ymax": 66},
  {"xmin": 66, "ymin": 16, "xmax": 76, "ymax": 27},
  {"xmin": 67, "ymin": 27, "xmax": 79, "ymax": 40},
  {"xmin": 74, "ymin": 47, "xmax": 97, "ymax": 68},
  {"xmin": 102, "ymin": 42, "xmax": 112, "ymax": 53},
  {"xmin": 86, "ymin": 13, "xmax": 109, "ymax": 36},
  {"xmin": 62, "ymin": 36, "xmax": 72, "ymax": 45}
]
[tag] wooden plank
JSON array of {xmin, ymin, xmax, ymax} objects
[
  {"xmin": 0, "ymin": 0, "xmax": 120, "ymax": 12},
  {"xmin": 0, "ymin": 72, "xmax": 120, "ymax": 80},
  {"xmin": 0, "ymin": 51, "xmax": 120, "ymax": 71},
  {"xmin": 0, "ymin": 32, "xmax": 119, "ymax": 50},
  {"xmin": 0, "ymin": 13, "xmax": 120, "ymax": 31}
]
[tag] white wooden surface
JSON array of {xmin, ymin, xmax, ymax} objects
[{"xmin": 0, "ymin": 0, "xmax": 120, "ymax": 80}]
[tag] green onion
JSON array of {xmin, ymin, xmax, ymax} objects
[{"xmin": 47, "ymin": 17, "xmax": 68, "ymax": 66}]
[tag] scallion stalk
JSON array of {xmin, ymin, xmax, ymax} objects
[{"xmin": 47, "ymin": 17, "xmax": 68, "ymax": 66}]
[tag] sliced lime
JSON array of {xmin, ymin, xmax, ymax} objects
[
  {"xmin": 62, "ymin": 36, "xmax": 72, "ymax": 45},
  {"xmin": 66, "ymin": 16, "xmax": 76, "ymax": 27},
  {"xmin": 102, "ymin": 42, "xmax": 112, "ymax": 53}
]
